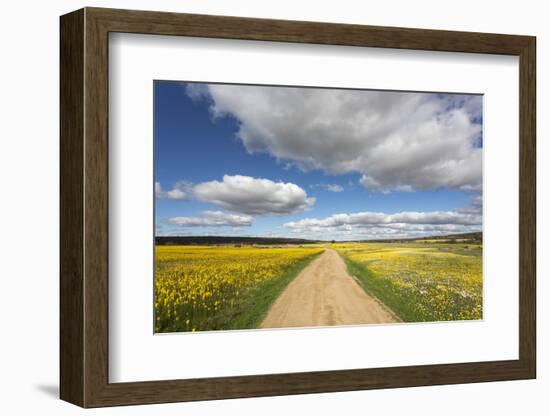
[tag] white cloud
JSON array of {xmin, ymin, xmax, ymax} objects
[
  {"xmin": 157, "ymin": 175, "xmax": 315, "ymax": 218},
  {"xmin": 326, "ymin": 184, "xmax": 344, "ymax": 192},
  {"xmin": 155, "ymin": 181, "xmax": 190, "ymax": 200},
  {"xmin": 193, "ymin": 174, "xmax": 315, "ymax": 216},
  {"xmin": 283, "ymin": 196, "xmax": 482, "ymax": 240},
  {"xmin": 187, "ymin": 84, "xmax": 482, "ymax": 192},
  {"xmin": 457, "ymin": 194, "xmax": 483, "ymax": 215},
  {"xmin": 284, "ymin": 209, "xmax": 481, "ymax": 230},
  {"xmin": 311, "ymin": 183, "xmax": 344, "ymax": 192},
  {"xmin": 168, "ymin": 211, "xmax": 253, "ymax": 227}
]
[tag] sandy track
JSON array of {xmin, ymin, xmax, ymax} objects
[{"xmin": 260, "ymin": 249, "xmax": 398, "ymax": 329}]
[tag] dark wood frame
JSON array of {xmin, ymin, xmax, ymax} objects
[{"xmin": 60, "ymin": 7, "xmax": 536, "ymax": 408}]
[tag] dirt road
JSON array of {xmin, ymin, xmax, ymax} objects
[{"xmin": 260, "ymin": 249, "xmax": 398, "ymax": 329}]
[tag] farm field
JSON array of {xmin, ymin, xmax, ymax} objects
[
  {"xmin": 335, "ymin": 242, "xmax": 482, "ymax": 322},
  {"xmin": 154, "ymin": 245, "xmax": 323, "ymax": 333},
  {"xmin": 154, "ymin": 240, "xmax": 482, "ymax": 333}
]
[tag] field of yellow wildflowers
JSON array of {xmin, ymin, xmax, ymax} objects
[
  {"xmin": 154, "ymin": 245, "xmax": 323, "ymax": 332},
  {"xmin": 335, "ymin": 242, "xmax": 482, "ymax": 322}
]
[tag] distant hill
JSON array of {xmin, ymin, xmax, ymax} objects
[
  {"xmin": 155, "ymin": 232, "xmax": 482, "ymax": 246},
  {"xmin": 360, "ymin": 231, "xmax": 482, "ymax": 244},
  {"xmin": 419, "ymin": 231, "xmax": 481, "ymax": 241},
  {"xmin": 155, "ymin": 236, "xmax": 321, "ymax": 246}
]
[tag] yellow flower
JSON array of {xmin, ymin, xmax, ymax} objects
[{"xmin": 154, "ymin": 245, "xmax": 323, "ymax": 333}]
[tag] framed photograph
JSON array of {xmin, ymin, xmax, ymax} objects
[{"xmin": 60, "ymin": 7, "xmax": 536, "ymax": 407}]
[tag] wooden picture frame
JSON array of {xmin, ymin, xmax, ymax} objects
[{"xmin": 60, "ymin": 7, "xmax": 536, "ymax": 408}]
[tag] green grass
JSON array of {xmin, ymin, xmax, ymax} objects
[
  {"xmin": 210, "ymin": 252, "xmax": 322, "ymax": 331},
  {"xmin": 342, "ymin": 250, "xmax": 482, "ymax": 323},
  {"xmin": 343, "ymin": 257, "xmax": 414, "ymax": 322}
]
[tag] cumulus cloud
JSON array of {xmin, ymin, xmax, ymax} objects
[
  {"xmin": 168, "ymin": 211, "xmax": 253, "ymax": 227},
  {"xmin": 285, "ymin": 210, "xmax": 481, "ymax": 229},
  {"xmin": 155, "ymin": 181, "xmax": 190, "ymax": 200},
  {"xmin": 187, "ymin": 84, "xmax": 482, "ymax": 192},
  {"xmin": 156, "ymin": 175, "xmax": 314, "ymax": 217},
  {"xmin": 283, "ymin": 197, "xmax": 482, "ymax": 240},
  {"xmin": 193, "ymin": 175, "xmax": 315, "ymax": 216}
]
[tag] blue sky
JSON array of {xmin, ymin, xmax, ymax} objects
[{"xmin": 154, "ymin": 81, "xmax": 482, "ymax": 240}]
